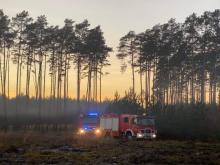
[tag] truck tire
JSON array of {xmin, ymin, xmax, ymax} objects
[{"xmin": 126, "ymin": 132, "xmax": 133, "ymax": 140}]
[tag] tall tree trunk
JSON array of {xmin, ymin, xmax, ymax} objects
[
  {"xmin": 34, "ymin": 58, "xmax": 38, "ymax": 99},
  {"xmin": 0, "ymin": 56, "xmax": 3, "ymax": 95},
  {"xmin": 213, "ymin": 81, "xmax": 216, "ymax": 104},
  {"xmin": 15, "ymin": 53, "xmax": 20, "ymax": 117},
  {"xmin": 140, "ymin": 66, "xmax": 143, "ymax": 108},
  {"xmin": 131, "ymin": 53, "xmax": 135, "ymax": 98},
  {"xmin": 185, "ymin": 82, "xmax": 189, "ymax": 104},
  {"xmin": 50, "ymin": 74, "xmax": 53, "ymax": 98},
  {"xmin": 66, "ymin": 57, "xmax": 69, "ymax": 98},
  {"xmin": 95, "ymin": 64, "xmax": 98, "ymax": 103},
  {"xmin": 7, "ymin": 50, "xmax": 10, "ymax": 99},
  {"xmin": 99, "ymin": 67, "xmax": 102, "ymax": 103},
  {"xmin": 63, "ymin": 54, "xmax": 67, "ymax": 100},
  {"xmin": 148, "ymin": 64, "xmax": 151, "ymax": 104},
  {"xmin": 191, "ymin": 66, "xmax": 195, "ymax": 103},
  {"xmin": 209, "ymin": 77, "xmax": 213, "ymax": 104},
  {"xmin": 3, "ymin": 44, "xmax": 7, "ymax": 126},
  {"xmin": 38, "ymin": 53, "xmax": 43, "ymax": 124},
  {"xmin": 88, "ymin": 62, "xmax": 92, "ymax": 102},
  {"xmin": 43, "ymin": 55, "xmax": 47, "ymax": 99},
  {"xmin": 19, "ymin": 54, "xmax": 23, "ymax": 96},
  {"xmin": 145, "ymin": 69, "xmax": 149, "ymax": 109},
  {"xmin": 200, "ymin": 67, "xmax": 205, "ymax": 104},
  {"xmin": 76, "ymin": 56, "xmax": 81, "ymax": 114}
]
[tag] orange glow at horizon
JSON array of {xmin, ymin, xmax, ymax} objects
[{"xmin": 7, "ymin": 53, "xmax": 138, "ymax": 100}]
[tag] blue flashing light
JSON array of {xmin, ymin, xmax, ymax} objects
[{"xmin": 88, "ymin": 112, "xmax": 98, "ymax": 116}]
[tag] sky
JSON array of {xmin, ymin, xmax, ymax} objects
[{"xmin": 1, "ymin": 0, "xmax": 220, "ymax": 99}]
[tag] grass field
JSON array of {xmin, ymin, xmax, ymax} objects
[{"xmin": 0, "ymin": 131, "xmax": 220, "ymax": 164}]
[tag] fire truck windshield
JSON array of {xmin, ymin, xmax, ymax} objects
[
  {"xmin": 135, "ymin": 117, "xmax": 155, "ymax": 126},
  {"xmin": 82, "ymin": 117, "xmax": 98, "ymax": 125}
]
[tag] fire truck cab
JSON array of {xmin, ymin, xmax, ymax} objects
[
  {"xmin": 78, "ymin": 112, "xmax": 101, "ymax": 136},
  {"xmin": 100, "ymin": 114, "xmax": 156, "ymax": 139}
]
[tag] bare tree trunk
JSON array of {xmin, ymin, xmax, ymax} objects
[
  {"xmin": 148, "ymin": 64, "xmax": 151, "ymax": 104},
  {"xmin": 2, "ymin": 44, "xmax": 7, "ymax": 126},
  {"xmin": 76, "ymin": 56, "xmax": 81, "ymax": 115},
  {"xmin": 88, "ymin": 62, "xmax": 92, "ymax": 102},
  {"xmin": 213, "ymin": 64, "xmax": 217, "ymax": 104},
  {"xmin": 64, "ymin": 54, "xmax": 67, "ymax": 100},
  {"xmin": 66, "ymin": 58, "xmax": 69, "ymax": 98},
  {"xmin": 145, "ymin": 69, "xmax": 149, "ymax": 109},
  {"xmin": 96, "ymin": 65, "xmax": 98, "ymax": 102},
  {"xmin": 38, "ymin": 50, "xmax": 43, "ymax": 124},
  {"xmin": 7, "ymin": 50, "xmax": 10, "ymax": 99},
  {"xmin": 34, "ymin": 61, "xmax": 38, "ymax": 99},
  {"xmin": 53, "ymin": 68, "xmax": 57, "ymax": 99},
  {"xmin": 15, "ymin": 54, "xmax": 20, "ymax": 117},
  {"xmin": 26, "ymin": 48, "xmax": 32, "ymax": 98},
  {"xmin": 152, "ymin": 57, "xmax": 157, "ymax": 105},
  {"xmin": 209, "ymin": 78, "xmax": 213, "ymax": 104},
  {"xmin": 131, "ymin": 53, "xmax": 135, "ymax": 98},
  {"xmin": 170, "ymin": 82, "xmax": 174, "ymax": 104},
  {"xmin": 99, "ymin": 67, "xmax": 102, "ymax": 103},
  {"xmin": 0, "ymin": 56, "xmax": 3, "ymax": 95},
  {"xmin": 19, "ymin": 54, "xmax": 23, "ymax": 96},
  {"xmin": 77, "ymin": 57, "xmax": 81, "ymax": 102},
  {"xmin": 191, "ymin": 67, "xmax": 195, "ymax": 103},
  {"xmin": 185, "ymin": 82, "xmax": 189, "ymax": 104},
  {"xmin": 43, "ymin": 55, "xmax": 47, "ymax": 99},
  {"xmin": 213, "ymin": 81, "xmax": 216, "ymax": 104},
  {"xmin": 140, "ymin": 66, "xmax": 143, "ymax": 108},
  {"xmin": 200, "ymin": 68, "xmax": 205, "ymax": 104},
  {"xmin": 50, "ymin": 74, "xmax": 53, "ymax": 98},
  {"xmin": 3, "ymin": 44, "xmax": 6, "ymax": 97}
]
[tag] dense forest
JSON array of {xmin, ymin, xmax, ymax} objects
[
  {"xmin": 118, "ymin": 9, "xmax": 220, "ymax": 107},
  {"xmin": 0, "ymin": 9, "xmax": 113, "ymax": 128},
  {"xmin": 0, "ymin": 9, "xmax": 220, "ymax": 136}
]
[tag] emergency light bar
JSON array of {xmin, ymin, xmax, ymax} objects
[{"xmin": 88, "ymin": 112, "xmax": 98, "ymax": 116}]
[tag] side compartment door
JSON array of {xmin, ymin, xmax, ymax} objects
[
  {"xmin": 112, "ymin": 118, "xmax": 119, "ymax": 131},
  {"xmin": 100, "ymin": 117, "xmax": 119, "ymax": 131}
]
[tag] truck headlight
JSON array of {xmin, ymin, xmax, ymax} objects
[
  {"xmin": 79, "ymin": 129, "xmax": 85, "ymax": 134},
  {"xmin": 152, "ymin": 134, "xmax": 156, "ymax": 138},
  {"xmin": 137, "ymin": 133, "xmax": 143, "ymax": 138},
  {"xmin": 95, "ymin": 129, "xmax": 100, "ymax": 134}
]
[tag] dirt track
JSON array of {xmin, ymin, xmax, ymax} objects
[{"xmin": 0, "ymin": 132, "xmax": 220, "ymax": 164}]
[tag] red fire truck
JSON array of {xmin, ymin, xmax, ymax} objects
[{"xmin": 99, "ymin": 114, "xmax": 157, "ymax": 139}]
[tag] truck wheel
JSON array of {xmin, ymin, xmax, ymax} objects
[{"xmin": 126, "ymin": 132, "xmax": 133, "ymax": 140}]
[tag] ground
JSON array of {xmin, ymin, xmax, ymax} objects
[{"xmin": 0, "ymin": 132, "xmax": 220, "ymax": 165}]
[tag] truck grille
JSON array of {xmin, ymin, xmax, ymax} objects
[{"xmin": 140, "ymin": 129, "xmax": 153, "ymax": 133}]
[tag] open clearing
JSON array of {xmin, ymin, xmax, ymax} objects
[{"xmin": 0, "ymin": 132, "xmax": 220, "ymax": 165}]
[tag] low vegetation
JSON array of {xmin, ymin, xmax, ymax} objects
[{"xmin": 0, "ymin": 132, "xmax": 220, "ymax": 164}]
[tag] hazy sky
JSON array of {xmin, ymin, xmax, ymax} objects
[{"xmin": 1, "ymin": 0, "xmax": 220, "ymax": 99}]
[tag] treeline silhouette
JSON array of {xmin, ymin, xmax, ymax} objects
[
  {"xmin": 118, "ymin": 10, "xmax": 220, "ymax": 107},
  {"xmin": 154, "ymin": 103, "xmax": 220, "ymax": 140}
]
